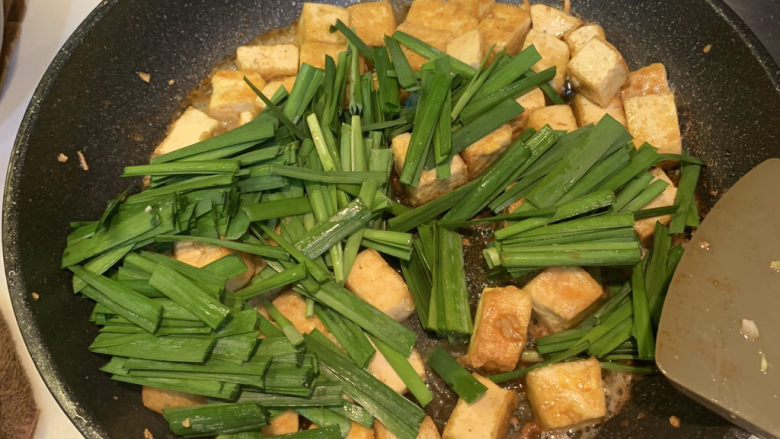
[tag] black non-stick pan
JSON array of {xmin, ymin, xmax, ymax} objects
[{"xmin": 4, "ymin": 1, "xmax": 779, "ymax": 438}]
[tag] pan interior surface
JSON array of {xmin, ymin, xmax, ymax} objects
[{"xmin": 3, "ymin": 0, "xmax": 778, "ymax": 438}]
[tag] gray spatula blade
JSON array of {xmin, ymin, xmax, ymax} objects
[{"xmin": 656, "ymin": 158, "xmax": 780, "ymax": 438}]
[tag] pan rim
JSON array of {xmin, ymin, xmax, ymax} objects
[{"xmin": 2, "ymin": 1, "xmax": 777, "ymax": 439}]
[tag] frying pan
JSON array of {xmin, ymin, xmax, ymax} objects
[{"xmin": 3, "ymin": 0, "xmax": 778, "ymax": 438}]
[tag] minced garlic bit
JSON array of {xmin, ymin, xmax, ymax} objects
[
  {"xmin": 145, "ymin": 205, "xmax": 153, "ymax": 213},
  {"xmin": 77, "ymin": 150, "xmax": 89, "ymax": 171},
  {"xmin": 703, "ymin": 44, "xmax": 712, "ymax": 53},
  {"xmin": 31, "ymin": 292, "xmax": 40, "ymax": 300},
  {"xmin": 760, "ymin": 351, "xmax": 768, "ymax": 374},
  {"xmin": 740, "ymin": 318, "xmax": 760, "ymax": 340},
  {"xmin": 771, "ymin": 260, "xmax": 780, "ymax": 272},
  {"xmin": 699, "ymin": 240, "xmax": 711, "ymax": 250},
  {"xmin": 138, "ymin": 72, "xmax": 151, "ymax": 83},
  {"xmin": 168, "ymin": 79, "xmax": 175, "ymax": 85},
  {"xmin": 668, "ymin": 415, "xmax": 681, "ymax": 428},
  {"xmin": 56, "ymin": 153, "xmax": 68, "ymax": 163},
  {"xmin": 182, "ymin": 418, "xmax": 191, "ymax": 428},
  {"xmin": 143, "ymin": 428, "xmax": 154, "ymax": 439}
]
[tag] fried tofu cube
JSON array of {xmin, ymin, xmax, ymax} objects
[
  {"xmin": 348, "ymin": 2, "xmax": 397, "ymax": 47},
  {"xmin": 446, "ymin": 29, "xmax": 486, "ymax": 70},
  {"xmin": 174, "ymin": 241, "xmax": 258, "ymax": 291},
  {"xmin": 478, "ymin": 3, "xmax": 531, "ymax": 55},
  {"xmin": 525, "ymin": 358, "xmax": 607, "ymax": 430},
  {"xmin": 450, "ymin": 0, "xmax": 495, "ymax": 18},
  {"xmin": 236, "ymin": 44, "xmax": 299, "ymax": 80},
  {"xmin": 524, "ymin": 267, "xmax": 604, "ymax": 333},
  {"xmin": 271, "ymin": 290, "xmax": 330, "ymax": 335},
  {"xmin": 261, "ymin": 410, "xmax": 299, "ymax": 436},
  {"xmin": 261, "ymin": 76, "xmax": 297, "ymax": 99},
  {"xmin": 405, "ymin": 0, "xmax": 479, "ymax": 35},
  {"xmin": 571, "ymin": 94, "xmax": 626, "ymax": 127},
  {"xmin": 391, "ymin": 132, "xmax": 469, "ymax": 206},
  {"xmin": 623, "ymin": 93, "xmax": 681, "ymax": 157},
  {"xmin": 375, "ymin": 416, "xmax": 441, "ymax": 439},
  {"xmin": 461, "ymin": 286, "xmax": 532, "ymax": 372},
  {"xmin": 527, "ymin": 105, "xmax": 578, "ymax": 133},
  {"xmin": 621, "ymin": 63, "xmax": 671, "ymax": 100},
  {"xmin": 522, "ymin": 29, "xmax": 569, "ymax": 92},
  {"xmin": 208, "ymin": 70, "xmax": 266, "ymax": 122},
  {"xmin": 348, "ymin": 422, "xmax": 376, "ymax": 439},
  {"xmin": 368, "ymin": 344, "xmax": 426, "ymax": 394},
  {"xmin": 142, "ymin": 386, "xmax": 205, "ymax": 414},
  {"xmin": 299, "ymin": 41, "xmax": 347, "ymax": 70},
  {"xmin": 530, "ymin": 4, "xmax": 582, "ymax": 38},
  {"xmin": 564, "ymin": 24, "xmax": 606, "ymax": 55},
  {"xmin": 298, "ymin": 3, "xmax": 350, "ymax": 44},
  {"xmin": 567, "ymin": 38, "xmax": 628, "ymax": 107},
  {"xmin": 395, "ymin": 21, "xmax": 454, "ymax": 71},
  {"xmin": 442, "ymin": 374, "xmax": 518, "ymax": 439},
  {"xmin": 346, "ymin": 249, "xmax": 416, "ymax": 321},
  {"xmin": 633, "ymin": 167, "xmax": 678, "ymax": 243},
  {"xmin": 509, "ymin": 87, "xmax": 546, "ymax": 136},
  {"xmin": 460, "ymin": 124, "xmax": 513, "ymax": 178},
  {"xmin": 153, "ymin": 107, "xmax": 219, "ymax": 157}
]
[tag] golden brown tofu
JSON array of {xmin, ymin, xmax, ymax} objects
[
  {"xmin": 623, "ymin": 93, "xmax": 681, "ymax": 157},
  {"xmin": 563, "ymin": 24, "xmax": 606, "ymax": 54},
  {"xmin": 446, "ymin": 29, "xmax": 486, "ymax": 70},
  {"xmin": 523, "ymin": 267, "xmax": 604, "ymax": 333},
  {"xmin": 236, "ymin": 44, "xmax": 299, "ymax": 80},
  {"xmin": 633, "ymin": 167, "xmax": 678, "ymax": 244},
  {"xmin": 395, "ymin": 21, "xmax": 454, "ymax": 71},
  {"xmin": 405, "ymin": 0, "xmax": 479, "ymax": 35},
  {"xmin": 298, "ymin": 2, "xmax": 351, "ymax": 44},
  {"xmin": 571, "ymin": 94, "xmax": 627, "ymax": 127},
  {"xmin": 525, "ymin": 358, "xmax": 607, "ymax": 430},
  {"xmin": 261, "ymin": 76, "xmax": 298, "ymax": 99},
  {"xmin": 347, "ymin": 422, "xmax": 376, "ymax": 439},
  {"xmin": 505, "ymin": 196, "xmax": 526, "ymax": 215},
  {"xmin": 478, "ymin": 3, "xmax": 531, "ymax": 55},
  {"xmin": 348, "ymin": 2, "xmax": 397, "ymax": 47},
  {"xmin": 450, "ymin": 0, "xmax": 495, "ymax": 18},
  {"xmin": 527, "ymin": 105, "xmax": 578, "ymax": 133},
  {"xmin": 461, "ymin": 286, "xmax": 532, "ymax": 372},
  {"xmin": 261, "ymin": 410, "xmax": 299, "ymax": 436},
  {"xmin": 460, "ymin": 124, "xmax": 513, "ymax": 178},
  {"xmin": 567, "ymin": 38, "xmax": 628, "ymax": 107},
  {"xmin": 522, "ymin": 29, "xmax": 569, "ymax": 92},
  {"xmin": 346, "ymin": 249, "xmax": 415, "ymax": 321},
  {"xmin": 509, "ymin": 87, "xmax": 545, "ymax": 136},
  {"xmin": 174, "ymin": 241, "xmax": 258, "ymax": 291},
  {"xmin": 142, "ymin": 386, "xmax": 205, "ymax": 414},
  {"xmin": 299, "ymin": 41, "xmax": 347, "ymax": 70},
  {"xmin": 621, "ymin": 63, "xmax": 671, "ymax": 100},
  {"xmin": 530, "ymin": 4, "xmax": 582, "ymax": 38},
  {"xmin": 375, "ymin": 416, "xmax": 441, "ymax": 439},
  {"xmin": 271, "ymin": 290, "xmax": 330, "ymax": 335},
  {"xmin": 208, "ymin": 70, "xmax": 266, "ymax": 122},
  {"xmin": 391, "ymin": 133, "xmax": 469, "ymax": 206},
  {"xmin": 442, "ymin": 374, "xmax": 518, "ymax": 439},
  {"xmin": 368, "ymin": 343, "xmax": 426, "ymax": 394},
  {"xmin": 153, "ymin": 107, "xmax": 219, "ymax": 157}
]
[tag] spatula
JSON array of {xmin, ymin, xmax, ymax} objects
[{"xmin": 656, "ymin": 158, "xmax": 780, "ymax": 438}]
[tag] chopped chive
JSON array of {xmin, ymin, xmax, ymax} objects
[
  {"xmin": 151, "ymin": 119, "xmax": 275, "ymax": 164},
  {"xmin": 386, "ymin": 180, "xmax": 478, "ymax": 232},
  {"xmin": 373, "ymin": 45, "xmax": 401, "ymax": 115},
  {"xmin": 89, "ymin": 332, "xmax": 216, "ymax": 363},
  {"xmin": 348, "ymin": 45, "xmax": 363, "ymax": 115},
  {"xmin": 264, "ymin": 300, "xmax": 304, "ymax": 347},
  {"xmin": 148, "ymin": 264, "xmax": 231, "ymax": 329},
  {"xmin": 384, "ymin": 35, "xmax": 418, "ymax": 90},
  {"xmin": 613, "ymin": 172, "xmax": 655, "ymax": 211},
  {"xmin": 258, "ymin": 224, "xmax": 330, "ymax": 283},
  {"xmin": 459, "ymin": 67, "xmax": 556, "ymax": 124},
  {"xmin": 371, "ymin": 336, "xmax": 433, "ymax": 407},
  {"xmin": 237, "ymin": 264, "xmax": 307, "ymax": 300},
  {"xmin": 669, "ymin": 162, "xmax": 702, "ymax": 233},
  {"xmin": 315, "ymin": 305, "xmax": 376, "ymax": 368},
  {"xmin": 451, "ymin": 98, "xmax": 525, "ymax": 155},
  {"xmin": 539, "ymin": 82, "xmax": 565, "ymax": 104},
  {"xmin": 620, "ymin": 178, "xmax": 669, "ymax": 213},
  {"xmin": 429, "ymin": 226, "xmax": 472, "ymax": 335},
  {"xmin": 284, "ymin": 64, "xmax": 325, "ymax": 124},
  {"xmin": 428, "ymin": 347, "xmax": 486, "ymax": 403},
  {"xmin": 392, "ymin": 31, "xmax": 476, "ymax": 78},
  {"xmin": 451, "ymin": 46, "xmax": 502, "ymax": 121},
  {"xmin": 330, "ymin": 19, "xmax": 372, "ymax": 60},
  {"xmin": 474, "ymin": 46, "xmax": 540, "ymax": 99},
  {"xmin": 153, "ymin": 234, "xmax": 288, "ymax": 260},
  {"xmin": 123, "ymin": 160, "xmax": 240, "ymax": 178},
  {"xmin": 243, "ymin": 196, "xmax": 313, "ymax": 221},
  {"xmin": 296, "ymin": 198, "xmax": 372, "ymax": 258},
  {"xmin": 163, "ymin": 402, "xmax": 269, "ymax": 437}
]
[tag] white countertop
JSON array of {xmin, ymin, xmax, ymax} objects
[{"xmin": 0, "ymin": 1, "xmax": 100, "ymax": 438}]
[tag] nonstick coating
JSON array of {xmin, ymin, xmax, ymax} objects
[{"xmin": 4, "ymin": 1, "xmax": 779, "ymax": 438}]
